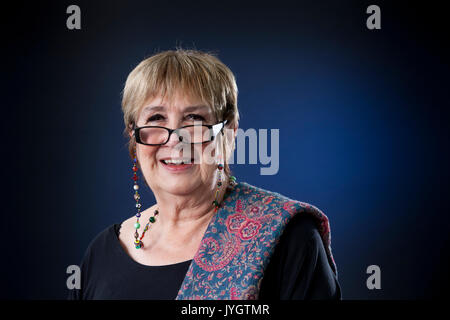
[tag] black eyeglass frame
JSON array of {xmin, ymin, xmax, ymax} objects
[{"xmin": 133, "ymin": 120, "xmax": 228, "ymax": 146}]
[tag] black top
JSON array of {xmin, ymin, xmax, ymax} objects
[{"xmin": 68, "ymin": 214, "xmax": 341, "ymax": 300}]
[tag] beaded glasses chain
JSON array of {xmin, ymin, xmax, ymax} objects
[{"xmin": 132, "ymin": 149, "xmax": 237, "ymax": 249}]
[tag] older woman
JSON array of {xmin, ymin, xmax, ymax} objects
[{"xmin": 68, "ymin": 49, "xmax": 341, "ymax": 300}]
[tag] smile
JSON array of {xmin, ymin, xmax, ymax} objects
[
  {"xmin": 159, "ymin": 159, "xmax": 195, "ymax": 172},
  {"xmin": 161, "ymin": 159, "xmax": 192, "ymax": 165}
]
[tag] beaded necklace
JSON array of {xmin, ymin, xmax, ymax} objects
[{"xmin": 132, "ymin": 156, "xmax": 157, "ymax": 249}]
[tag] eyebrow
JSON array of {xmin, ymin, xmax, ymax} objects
[{"xmin": 142, "ymin": 105, "xmax": 211, "ymax": 114}]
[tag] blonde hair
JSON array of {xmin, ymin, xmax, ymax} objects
[{"xmin": 121, "ymin": 48, "xmax": 239, "ymax": 177}]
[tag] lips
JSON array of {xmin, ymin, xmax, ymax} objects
[
  {"xmin": 159, "ymin": 158, "xmax": 195, "ymax": 172},
  {"xmin": 160, "ymin": 158, "xmax": 194, "ymax": 164},
  {"xmin": 160, "ymin": 159, "xmax": 193, "ymax": 165}
]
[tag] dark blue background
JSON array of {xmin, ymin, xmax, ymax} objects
[{"xmin": 2, "ymin": 0, "xmax": 449, "ymax": 299}]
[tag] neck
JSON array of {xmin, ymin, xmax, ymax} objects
[{"xmin": 153, "ymin": 175, "xmax": 230, "ymax": 237}]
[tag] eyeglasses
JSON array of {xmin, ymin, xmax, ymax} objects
[{"xmin": 133, "ymin": 120, "xmax": 228, "ymax": 146}]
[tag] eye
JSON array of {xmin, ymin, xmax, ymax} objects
[
  {"xmin": 146, "ymin": 114, "xmax": 165, "ymax": 123},
  {"xmin": 186, "ymin": 114, "xmax": 206, "ymax": 121}
]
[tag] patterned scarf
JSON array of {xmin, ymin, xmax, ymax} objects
[{"xmin": 176, "ymin": 181, "xmax": 337, "ymax": 299}]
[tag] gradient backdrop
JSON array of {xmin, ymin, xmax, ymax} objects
[{"xmin": 2, "ymin": 0, "xmax": 449, "ymax": 299}]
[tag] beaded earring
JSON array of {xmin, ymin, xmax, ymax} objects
[
  {"xmin": 211, "ymin": 162, "xmax": 223, "ymax": 213},
  {"xmin": 132, "ymin": 146, "xmax": 158, "ymax": 249},
  {"xmin": 212, "ymin": 161, "xmax": 237, "ymax": 213}
]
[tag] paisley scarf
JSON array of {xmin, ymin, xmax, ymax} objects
[{"xmin": 175, "ymin": 181, "xmax": 337, "ymax": 300}]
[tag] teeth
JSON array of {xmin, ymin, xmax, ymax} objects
[{"xmin": 163, "ymin": 159, "xmax": 184, "ymax": 165}]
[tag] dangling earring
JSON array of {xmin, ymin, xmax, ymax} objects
[
  {"xmin": 211, "ymin": 158, "xmax": 237, "ymax": 212},
  {"xmin": 212, "ymin": 161, "xmax": 224, "ymax": 213},
  {"xmin": 132, "ymin": 145, "xmax": 158, "ymax": 249}
]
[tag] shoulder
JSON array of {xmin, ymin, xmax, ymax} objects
[
  {"xmin": 271, "ymin": 214, "xmax": 333, "ymax": 279},
  {"xmin": 73, "ymin": 224, "xmax": 120, "ymax": 300},
  {"xmin": 233, "ymin": 181, "xmax": 336, "ymax": 270},
  {"xmin": 83, "ymin": 223, "xmax": 117, "ymax": 258},
  {"xmin": 234, "ymin": 181, "xmax": 327, "ymax": 218},
  {"xmin": 273, "ymin": 214, "xmax": 323, "ymax": 259},
  {"xmin": 282, "ymin": 214, "xmax": 321, "ymax": 243},
  {"xmin": 235, "ymin": 181, "xmax": 315, "ymax": 204},
  {"xmin": 233, "ymin": 181, "xmax": 292, "ymax": 201}
]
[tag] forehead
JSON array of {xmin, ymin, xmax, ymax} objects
[
  {"xmin": 141, "ymin": 104, "xmax": 211, "ymax": 114},
  {"xmin": 139, "ymin": 92, "xmax": 213, "ymax": 116}
]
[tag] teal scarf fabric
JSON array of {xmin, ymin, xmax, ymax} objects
[{"xmin": 176, "ymin": 181, "xmax": 337, "ymax": 300}]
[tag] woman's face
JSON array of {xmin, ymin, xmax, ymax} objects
[{"xmin": 133, "ymin": 91, "xmax": 221, "ymax": 196}]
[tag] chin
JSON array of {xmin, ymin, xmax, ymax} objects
[{"xmin": 158, "ymin": 175, "xmax": 199, "ymax": 195}]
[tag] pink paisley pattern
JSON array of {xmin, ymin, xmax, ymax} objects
[
  {"xmin": 176, "ymin": 181, "xmax": 337, "ymax": 300},
  {"xmin": 226, "ymin": 213, "xmax": 246, "ymax": 232},
  {"xmin": 238, "ymin": 219, "xmax": 262, "ymax": 240},
  {"xmin": 194, "ymin": 233, "xmax": 241, "ymax": 272}
]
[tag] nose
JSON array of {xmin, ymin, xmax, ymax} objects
[{"xmin": 165, "ymin": 129, "xmax": 183, "ymax": 147}]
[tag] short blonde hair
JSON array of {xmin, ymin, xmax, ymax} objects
[{"xmin": 121, "ymin": 48, "xmax": 239, "ymax": 177}]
